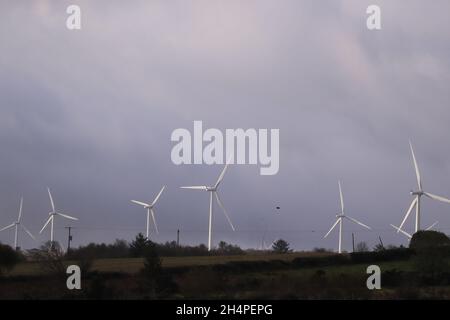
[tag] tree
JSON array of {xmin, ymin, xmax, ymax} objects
[
  {"xmin": 215, "ymin": 241, "xmax": 244, "ymax": 255},
  {"xmin": 410, "ymin": 231, "xmax": 450, "ymax": 282},
  {"xmin": 409, "ymin": 230, "xmax": 450, "ymax": 250},
  {"xmin": 27, "ymin": 241, "xmax": 66, "ymax": 276},
  {"xmin": 373, "ymin": 243, "xmax": 385, "ymax": 252},
  {"xmin": 141, "ymin": 242, "xmax": 163, "ymax": 297},
  {"xmin": 272, "ymin": 239, "xmax": 292, "ymax": 253},
  {"xmin": 0, "ymin": 243, "xmax": 21, "ymax": 276},
  {"xmin": 140, "ymin": 241, "xmax": 176, "ymax": 297},
  {"xmin": 130, "ymin": 233, "xmax": 153, "ymax": 257},
  {"xmin": 355, "ymin": 242, "xmax": 369, "ymax": 252}
]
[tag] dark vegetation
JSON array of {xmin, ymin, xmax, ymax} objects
[
  {"xmin": 1, "ymin": 231, "xmax": 450, "ymax": 299},
  {"xmin": 65, "ymin": 233, "xmax": 245, "ymax": 260},
  {"xmin": 0, "ymin": 243, "xmax": 22, "ymax": 276}
]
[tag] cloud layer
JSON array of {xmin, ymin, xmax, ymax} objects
[{"xmin": 1, "ymin": 1, "xmax": 450, "ymax": 251}]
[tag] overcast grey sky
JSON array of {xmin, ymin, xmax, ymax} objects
[{"xmin": 1, "ymin": 1, "xmax": 450, "ymax": 251}]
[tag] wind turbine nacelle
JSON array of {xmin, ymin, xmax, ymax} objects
[{"xmin": 410, "ymin": 191, "xmax": 423, "ymax": 196}]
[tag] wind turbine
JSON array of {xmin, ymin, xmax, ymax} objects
[
  {"xmin": 0, "ymin": 197, "xmax": 35, "ymax": 250},
  {"xmin": 324, "ymin": 181, "xmax": 371, "ymax": 253},
  {"xmin": 40, "ymin": 188, "xmax": 78, "ymax": 244},
  {"xmin": 181, "ymin": 162, "xmax": 235, "ymax": 251},
  {"xmin": 131, "ymin": 186, "xmax": 165, "ymax": 239},
  {"xmin": 398, "ymin": 142, "xmax": 450, "ymax": 233},
  {"xmin": 391, "ymin": 221, "xmax": 438, "ymax": 240}
]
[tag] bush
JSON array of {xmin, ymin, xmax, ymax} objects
[
  {"xmin": 0, "ymin": 243, "xmax": 21, "ymax": 275},
  {"xmin": 292, "ymin": 255, "xmax": 350, "ymax": 268},
  {"xmin": 213, "ymin": 241, "xmax": 245, "ymax": 255},
  {"xmin": 68, "ymin": 239, "xmax": 130, "ymax": 259},
  {"xmin": 409, "ymin": 230, "xmax": 450, "ymax": 250},
  {"xmin": 27, "ymin": 241, "xmax": 67, "ymax": 278},
  {"xmin": 213, "ymin": 260, "xmax": 290, "ymax": 273},
  {"xmin": 350, "ymin": 248, "xmax": 414, "ymax": 263},
  {"xmin": 355, "ymin": 242, "xmax": 369, "ymax": 252},
  {"xmin": 408, "ymin": 231, "xmax": 450, "ymax": 284}
]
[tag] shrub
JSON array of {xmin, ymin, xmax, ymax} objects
[
  {"xmin": 350, "ymin": 248, "xmax": 414, "ymax": 263},
  {"xmin": 409, "ymin": 230, "xmax": 450, "ymax": 250},
  {"xmin": 292, "ymin": 254, "xmax": 350, "ymax": 268},
  {"xmin": 355, "ymin": 242, "xmax": 369, "ymax": 252},
  {"xmin": 27, "ymin": 241, "xmax": 66, "ymax": 277},
  {"xmin": 0, "ymin": 243, "xmax": 21, "ymax": 275}
]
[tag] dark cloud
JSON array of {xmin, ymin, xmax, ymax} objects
[{"xmin": 1, "ymin": 1, "xmax": 450, "ymax": 251}]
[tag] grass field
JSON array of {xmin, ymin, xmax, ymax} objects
[
  {"xmin": 6, "ymin": 252, "xmax": 450, "ymax": 299},
  {"xmin": 10, "ymin": 252, "xmax": 334, "ymax": 276}
]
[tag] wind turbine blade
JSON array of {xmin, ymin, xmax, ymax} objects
[
  {"xmin": 18, "ymin": 197, "xmax": 23, "ymax": 222},
  {"xmin": 48, "ymin": 188, "xmax": 56, "ymax": 212},
  {"xmin": 150, "ymin": 208, "xmax": 159, "ymax": 234},
  {"xmin": 0, "ymin": 223, "xmax": 15, "ymax": 232},
  {"xmin": 398, "ymin": 197, "xmax": 418, "ymax": 231},
  {"xmin": 56, "ymin": 212, "xmax": 78, "ymax": 221},
  {"xmin": 390, "ymin": 224, "xmax": 412, "ymax": 239},
  {"xmin": 214, "ymin": 162, "xmax": 230, "ymax": 189},
  {"xmin": 152, "ymin": 186, "xmax": 165, "ymax": 206},
  {"xmin": 424, "ymin": 192, "xmax": 450, "ymax": 204},
  {"xmin": 345, "ymin": 216, "xmax": 371, "ymax": 230},
  {"xmin": 324, "ymin": 219, "xmax": 340, "ymax": 238},
  {"xmin": 180, "ymin": 186, "xmax": 208, "ymax": 190},
  {"xmin": 338, "ymin": 181, "xmax": 344, "ymax": 213},
  {"xmin": 409, "ymin": 141, "xmax": 422, "ymax": 190},
  {"xmin": 214, "ymin": 192, "xmax": 235, "ymax": 231},
  {"xmin": 425, "ymin": 221, "xmax": 438, "ymax": 231},
  {"xmin": 21, "ymin": 225, "xmax": 36, "ymax": 240},
  {"xmin": 131, "ymin": 200, "xmax": 150, "ymax": 207},
  {"xmin": 40, "ymin": 216, "xmax": 53, "ymax": 234}
]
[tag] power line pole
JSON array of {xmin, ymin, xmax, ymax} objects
[
  {"xmin": 177, "ymin": 229, "xmax": 180, "ymax": 246},
  {"xmin": 65, "ymin": 226, "xmax": 73, "ymax": 253}
]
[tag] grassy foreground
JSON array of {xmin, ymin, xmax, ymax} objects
[{"xmin": 10, "ymin": 252, "xmax": 333, "ymax": 276}]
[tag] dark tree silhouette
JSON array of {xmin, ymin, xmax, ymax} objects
[{"xmin": 272, "ymin": 239, "xmax": 292, "ymax": 253}]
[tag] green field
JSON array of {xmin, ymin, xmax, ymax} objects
[
  {"xmin": 5, "ymin": 251, "xmax": 450, "ymax": 299},
  {"xmin": 10, "ymin": 252, "xmax": 333, "ymax": 276}
]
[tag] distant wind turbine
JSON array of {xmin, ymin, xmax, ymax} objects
[
  {"xmin": 391, "ymin": 221, "xmax": 438, "ymax": 240},
  {"xmin": 40, "ymin": 188, "xmax": 78, "ymax": 244},
  {"xmin": 181, "ymin": 161, "xmax": 235, "ymax": 251},
  {"xmin": 324, "ymin": 181, "xmax": 371, "ymax": 254},
  {"xmin": 131, "ymin": 186, "xmax": 165, "ymax": 239},
  {"xmin": 0, "ymin": 197, "xmax": 35, "ymax": 250},
  {"xmin": 398, "ymin": 142, "xmax": 450, "ymax": 233}
]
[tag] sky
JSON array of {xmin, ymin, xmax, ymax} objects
[{"xmin": 1, "ymin": 0, "xmax": 450, "ymax": 252}]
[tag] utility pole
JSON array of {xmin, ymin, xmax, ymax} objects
[
  {"xmin": 352, "ymin": 233, "xmax": 355, "ymax": 252},
  {"xmin": 177, "ymin": 229, "xmax": 180, "ymax": 246},
  {"xmin": 65, "ymin": 226, "xmax": 73, "ymax": 253}
]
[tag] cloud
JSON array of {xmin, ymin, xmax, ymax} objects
[{"xmin": 1, "ymin": 1, "xmax": 450, "ymax": 251}]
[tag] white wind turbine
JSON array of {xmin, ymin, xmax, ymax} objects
[
  {"xmin": 324, "ymin": 181, "xmax": 371, "ymax": 254},
  {"xmin": 398, "ymin": 142, "xmax": 450, "ymax": 233},
  {"xmin": 181, "ymin": 162, "xmax": 235, "ymax": 251},
  {"xmin": 131, "ymin": 186, "xmax": 165, "ymax": 239},
  {"xmin": 40, "ymin": 188, "xmax": 78, "ymax": 244},
  {"xmin": 0, "ymin": 197, "xmax": 35, "ymax": 249},
  {"xmin": 391, "ymin": 221, "xmax": 438, "ymax": 240}
]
